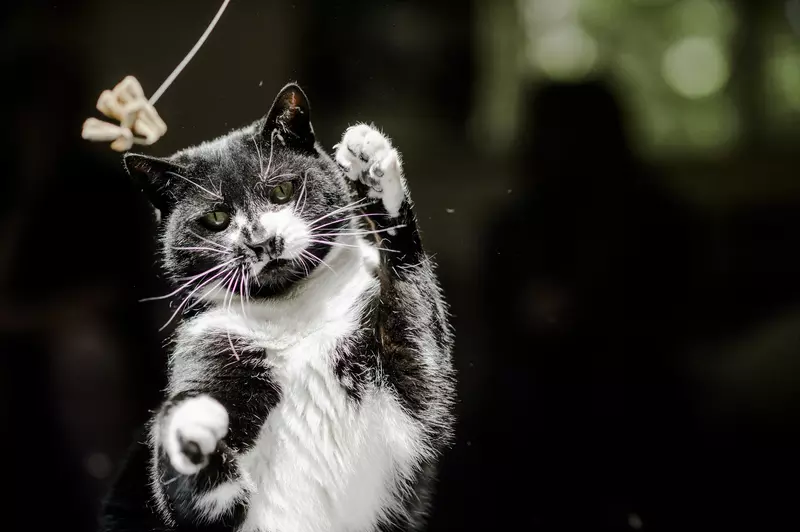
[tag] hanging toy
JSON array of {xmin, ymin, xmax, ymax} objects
[{"xmin": 81, "ymin": 0, "xmax": 232, "ymax": 152}]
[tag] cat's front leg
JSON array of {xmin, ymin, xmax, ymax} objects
[
  {"xmin": 334, "ymin": 124, "xmax": 424, "ymax": 273},
  {"xmin": 151, "ymin": 343, "xmax": 277, "ymax": 527},
  {"xmin": 152, "ymin": 391, "xmax": 244, "ymax": 526}
]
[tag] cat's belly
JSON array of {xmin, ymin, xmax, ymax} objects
[{"xmin": 234, "ymin": 364, "xmax": 422, "ymax": 532}]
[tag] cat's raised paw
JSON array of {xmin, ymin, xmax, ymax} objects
[
  {"xmin": 164, "ymin": 395, "xmax": 229, "ymax": 475},
  {"xmin": 334, "ymin": 123, "xmax": 405, "ymax": 218}
]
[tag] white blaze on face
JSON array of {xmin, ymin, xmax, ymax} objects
[
  {"xmin": 226, "ymin": 213, "xmax": 248, "ymax": 245},
  {"xmin": 258, "ymin": 208, "xmax": 311, "ymax": 260}
]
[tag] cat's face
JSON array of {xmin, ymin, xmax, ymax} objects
[{"xmin": 125, "ymin": 84, "xmax": 351, "ymax": 298}]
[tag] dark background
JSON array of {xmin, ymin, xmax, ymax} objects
[{"xmin": 2, "ymin": 0, "xmax": 800, "ymax": 530}]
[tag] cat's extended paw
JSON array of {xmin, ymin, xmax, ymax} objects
[
  {"xmin": 164, "ymin": 395, "xmax": 229, "ymax": 475},
  {"xmin": 334, "ymin": 123, "xmax": 405, "ymax": 217}
]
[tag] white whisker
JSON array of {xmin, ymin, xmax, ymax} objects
[
  {"xmin": 253, "ymin": 135, "xmax": 265, "ymax": 179},
  {"xmin": 183, "ymin": 266, "xmax": 237, "ymax": 313},
  {"xmin": 266, "ymin": 172, "xmax": 296, "ymax": 184},
  {"xmin": 141, "ymin": 257, "xmax": 239, "ymax": 301},
  {"xmin": 239, "ymin": 268, "xmax": 249, "ymax": 320},
  {"xmin": 309, "ymin": 238, "xmax": 400, "ymax": 253},
  {"xmin": 301, "ymin": 249, "xmax": 336, "ymax": 274},
  {"xmin": 308, "ymin": 198, "xmax": 372, "ymax": 228},
  {"xmin": 173, "ymin": 246, "xmax": 229, "ymax": 255},
  {"xmin": 224, "ymin": 269, "xmax": 240, "ymax": 360},
  {"xmin": 314, "ymin": 225, "xmax": 406, "ymax": 238},
  {"xmin": 188, "ymin": 231, "xmax": 231, "ymax": 251},
  {"xmin": 159, "ymin": 266, "xmax": 236, "ymax": 331},
  {"xmin": 294, "ymin": 171, "xmax": 309, "ymax": 216},
  {"xmin": 312, "ymin": 213, "xmax": 389, "ymax": 232},
  {"xmin": 263, "ymin": 128, "xmax": 278, "ymax": 179},
  {"xmin": 166, "ymin": 171, "xmax": 223, "ymax": 200}
]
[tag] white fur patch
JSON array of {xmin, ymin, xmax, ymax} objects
[
  {"xmin": 163, "ymin": 395, "xmax": 229, "ymax": 475},
  {"xmin": 258, "ymin": 207, "xmax": 310, "ymax": 260},
  {"xmin": 334, "ymin": 124, "xmax": 406, "ymax": 218},
  {"xmin": 174, "ymin": 237, "xmax": 427, "ymax": 532},
  {"xmin": 194, "ymin": 481, "xmax": 247, "ymax": 521}
]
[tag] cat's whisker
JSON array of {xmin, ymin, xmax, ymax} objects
[
  {"xmin": 173, "ymin": 246, "xmax": 230, "ymax": 255},
  {"xmin": 244, "ymin": 270, "xmax": 253, "ymax": 307},
  {"xmin": 253, "ymin": 135, "xmax": 265, "ymax": 179},
  {"xmin": 263, "ymin": 128, "xmax": 278, "ymax": 179},
  {"xmin": 314, "ymin": 225, "xmax": 407, "ymax": 238},
  {"xmin": 239, "ymin": 267, "xmax": 249, "ymax": 320},
  {"xmin": 301, "ymin": 249, "xmax": 336, "ymax": 275},
  {"xmin": 142, "ymin": 257, "xmax": 239, "ymax": 301},
  {"xmin": 312, "ymin": 213, "xmax": 390, "ymax": 232},
  {"xmin": 309, "ymin": 238, "xmax": 400, "ymax": 254},
  {"xmin": 292, "ymin": 256, "xmax": 309, "ymax": 278},
  {"xmin": 159, "ymin": 266, "xmax": 237, "ymax": 331},
  {"xmin": 188, "ymin": 231, "xmax": 231, "ymax": 251},
  {"xmin": 211, "ymin": 177, "xmax": 223, "ymax": 197},
  {"xmin": 183, "ymin": 265, "xmax": 238, "ymax": 313},
  {"xmin": 300, "ymin": 178, "xmax": 310, "ymax": 215},
  {"xmin": 223, "ymin": 269, "xmax": 240, "ymax": 361},
  {"xmin": 308, "ymin": 198, "xmax": 371, "ymax": 228},
  {"xmin": 165, "ymin": 171, "xmax": 223, "ymax": 200},
  {"xmin": 265, "ymin": 172, "xmax": 296, "ymax": 184},
  {"xmin": 293, "ymin": 171, "xmax": 309, "ymax": 216}
]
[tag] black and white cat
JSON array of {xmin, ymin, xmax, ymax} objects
[{"xmin": 101, "ymin": 83, "xmax": 455, "ymax": 532}]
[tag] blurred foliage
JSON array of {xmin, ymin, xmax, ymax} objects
[{"xmin": 474, "ymin": 0, "xmax": 800, "ymax": 158}]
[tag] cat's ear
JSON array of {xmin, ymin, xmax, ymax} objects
[
  {"xmin": 123, "ymin": 153, "xmax": 185, "ymax": 213},
  {"xmin": 262, "ymin": 82, "xmax": 315, "ymax": 152}
]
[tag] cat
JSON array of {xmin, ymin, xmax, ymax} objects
[{"xmin": 100, "ymin": 83, "xmax": 455, "ymax": 532}]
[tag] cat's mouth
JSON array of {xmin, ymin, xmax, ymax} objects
[
  {"xmin": 250, "ymin": 257, "xmax": 288, "ymax": 276},
  {"xmin": 263, "ymin": 258, "xmax": 288, "ymax": 271},
  {"xmin": 250, "ymin": 257, "xmax": 296, "ymax": 285},
  {"xmin": 247, "ymin": 258, "xmax": 300, "ymax": 298}
]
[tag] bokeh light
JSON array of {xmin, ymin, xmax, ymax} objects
[
  {"xmin": 662, "ymin": 36, "xmax": 730, "ymax": 98},
  {"xmin": 532, "ymin": 24, "xmax": 599, "ymax": 80},
  {"xmin": 669, "ymin": 0, "xmax": 736, "ymax": 38}
]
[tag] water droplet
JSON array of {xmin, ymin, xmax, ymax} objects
[
  {"xmin": 259, "ymin": 80, "xmax": 263, "ymax": 87},
  {"xmin": 628, "ymin": 513, "xmax": 643, "ymax": 530},
  {"xmin": 507, "ymin": 189, "xmax": 513, "ymax": 194},
  {"xmin": 466, "ymin": 440, "xmax": 472, "ymax": 447},
  {"xmin": 446, "ymin": 208, "xmax": 455, "ymax": 214}
]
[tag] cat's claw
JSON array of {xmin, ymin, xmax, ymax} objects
[
  {"xmin": 335, "ymin": 123, "xmax": 405, "ymax": 218},
  {"xmin": 164, "ymin": 395, "xmax": 229, "ymax": 475}
]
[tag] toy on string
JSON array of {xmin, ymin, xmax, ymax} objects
[{"xmin": 81, "ymin": 0, "xmax": 232, "ymax": 152}]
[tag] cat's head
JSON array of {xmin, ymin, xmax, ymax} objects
[{"xmin": 125, "ymin": 83, "xmax": 352, "ymax": 299}]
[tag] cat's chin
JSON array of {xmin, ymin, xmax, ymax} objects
[{"xmin": 248, "ymin": 259, "xmax": 306, "ymax": 299}]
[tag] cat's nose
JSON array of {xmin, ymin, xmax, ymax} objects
[{"xmin": 245, "ymin": 236, "xmax": 284, "ymax": 261}]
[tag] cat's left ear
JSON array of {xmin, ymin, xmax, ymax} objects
[
  {"xmin": 123, "ymin": 153, "xmax": 186, "ymax": 213},
  {"xmin": 262, "ymin": 82, "xmax": 315, "ymax": 153}
]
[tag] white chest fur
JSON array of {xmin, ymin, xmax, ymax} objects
[
  {"xmin": 179, "ymin": 239, "xmax": 426, "ymax": 532},
  {"xmin": 236, "ymin": 339, "xmax": 424, "ymax": 532}
]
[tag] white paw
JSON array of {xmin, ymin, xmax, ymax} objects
[
  {"xmin": 334, "ymin": 123, "xmax": 406, "ymax": 218},
  {"xmin": 163, "ymin": 395, "xmax": 229, "ymax": 475}
]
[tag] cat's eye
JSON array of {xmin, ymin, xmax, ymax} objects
[
  {"xmin": 270, "ymin": 181, "xmax": 294, "ymax": 204},
  {"xmin": 198, "ymin": 211, "xmax": 230, "ymax": 231}
]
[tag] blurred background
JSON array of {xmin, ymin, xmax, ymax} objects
[{"xmin": 2, "ymin": 0, "xmax": 800, "ymax": 530}]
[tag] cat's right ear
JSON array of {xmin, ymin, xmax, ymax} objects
[{"xmin": 123, "ymin": 153, "xmax": 184, "ymax": 213}]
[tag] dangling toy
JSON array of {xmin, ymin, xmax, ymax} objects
[{"xmin": 81, "ymin": 0, "xmax": 232, "ymax": 152}]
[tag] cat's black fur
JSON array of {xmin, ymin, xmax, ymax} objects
[{"xmin": 101, "ymin": 83, "xmax": 455, "ymax": 532}]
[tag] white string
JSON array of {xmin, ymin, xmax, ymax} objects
[{"xmin": 149, "ymin": 0, "xmax": 232, "ymax": 105}]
